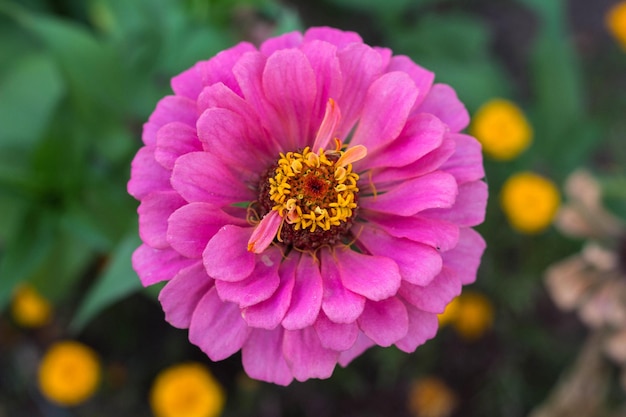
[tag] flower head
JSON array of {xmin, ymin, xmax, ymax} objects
[
  {"xmin": 38, "ymin": 341, "xmax": 101, "ymax": 406},
  {"xmin": 11, "ymin": 284, "xmax": 52, "ymax": 328},
  {"xmin": 607, "ymin": 1, "xmax": 626, "ymax": 50},
  {"xmin": 500, "ymin": 171, "xmax": 560, "ymax": 234},
  {"xmin": 150, "ymin": 363, "xmax": 225, "ymax": 417},
  {"xmin": 470, "ymin": 98, "xmax": 532, "ymax": 161},
  {"xmin": 407, "ymin": 376, "xmax": 457, "ymax": 417},
  {"xmin": 128, "ymin": 27, "xmax": 488, "ymax": 385},
  {"xmin": 438, "ymin": 291, "xmax": 494, "ymax": 340}
]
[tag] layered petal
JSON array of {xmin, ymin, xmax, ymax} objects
[
  {"xmin": 417, "ymin": 83, "xmax": 469, "ymax": 133},
  {"xmin": 154, "ymin": 122, "xmax": 202, "ymax": 170},
  {"xmin": 355, "ymin": 223, "xmax": 442, "ymax": 286},
  {"xmin": 400, "ymin": 266, "xmax": 462, "ymax": 314},
  {"xmin": 159, "ymin": 262, "xmax": 213, "ymax": 328},
  {"xmin": 242, "ymin": 329, "xmax": 293, "ymax": 386},
  {"xmin": 167, "ymin": 202, "xmax": 248, "ymax": 258},
  {"xmin": 395, "ymin": 303, "xmax": 439, "ymax": 353},
  {"xmin": 361, "ymin": 171, "xmax": 458, "ymax": 216},
  {"xmin": 358, "ymin": 297, "xmax": 409, "ymax": 346},
  {"xmin": 320, "ymin": 249, "xmax": 366, "ymax": 324},
  {"xmin": 189, "ymin": 288, "xmax": 251, "ymax": 361},
  {"xmin": 132, "ymin": 245, "xmax": 196, "ymax": 286},
  {"xmin": 282, "ymin": 254, "xmax": 324, "ymax": 330},
  {"xmin": 335, "ymin": 248, "xmax": 401, "ymax": 301},
  {"xmin": 138, "ymin": 191, "xmax": 186, "ymax": 249},
  {"xmin": 128, "ymin": 146, "xmax": 171, "ymax": 200},
  {"xmin": 283, "ymin": 327, "xmax": 338, "ymax": 381},
  {"xmin": 203, "ymin": 225, "xmax": 255, "ymax": 282},
  {"xmin": 170, "ymin": 151, "xmax": 255, "ymax": 205}
]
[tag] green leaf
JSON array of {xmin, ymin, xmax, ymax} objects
[
  {"xmin": 69, "ymin": 232, "xmax": 143, "ymax": 333},
  {"xmin": 0, "ymin": 53, "xmax": 65, "ymax": 148},
  {"xmin": 6, "ymin": 6, "xmax": 128, "ymax": 121},
  {"xmin": 29, "ymin": 225, "xmax": 96, "ymax": 303},
  {"xmin": 0, "ymin": 207, "xmax": 56, "ymax": 311}
]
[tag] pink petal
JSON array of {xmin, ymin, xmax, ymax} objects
[
  {"xmin": 247, "ymin": 211, "xmax": 282, "ymax": 254},
  {"xmin": 358, "ymin": 297, "xmax": 409, "ymax": 346},
  {"xmin": 142, "ymin": 95, "xmax": 198, "ymax": 146},
  {"xmin": 196, "ymin": 41, "xmax": 256, "ymax": 96},
  {"xmin": 386, "ymin": 55, "xmax": 434, "ymax": 109},
  {"xmin": 320, "ymin": 249, "xmax": 365, "ymax": 324},
  {"xmin": 262, "ymin": 49, "xmax": 317, "ymax": 149},
  {"xmin": 363, "ymin": 211, "xmax": 460, "ymax": 251},
  {"xmin": 395, "ymin": 302, "xmax": 438, "ymax": 353},
  {"xmin": 242, "ymin": 329, "xmax": 293, "ymax": 386},
  {"xmin": 242, "ymin": 255, "xmax": 298, "ymax": 329},
  {"xmin": 154, "ymin": 122, "xmax": 201, "ymax": 170},
  {"xmin": 361, "ymin": 171, "xmax": 458, "ymax": 216},
  {"xmin": 442, "ymin": 227, "xmax": 486, "ymax": 285},
  {"xmin": 417, "ymin": 83, "xmax": 469, "ymax": 133},
  {"xmin": 336, "ymin": 249, "xmax": 401, "ymax": 301},
  {"xmin": 196, "ymin": 107, "xmax": 273, "ymax": 181},
  {"xmin": 167, "ymin": 202, "xmax": 248, "ymax": 258},
  {"xmin": 303, "ymin": 27, "xmax": 362, "ymax": 48},
  {"xmin": 283, "ymin": 327, "xmax": 339, "ymax": 381},
  {"xmin": 300, "ymin": 40, "xmax": 343, "ymax": 137},
  {"xmin": 360, "ymin": 112, "xmax": 446, "ymax": 170},
  {"xmin": 203, "ymin": 225, "xmax": 255, "ymax": 282},
  {"xmin": 138, "ymin": 191, "xmax": 186, "ymax": 249},
  {"xmin": 189, "ymin": 287, "xmax": 251, "ymax": 361},
  {"xmin": 314, "ymin": 311, "xmax": 359, "ymax": 351},
  {"xmin": 127, "ymin": 146, "xmax": 171, "ymax": 200},
  {"xmin": 336, "ymin": 43, "xmax": 384, "ymax": 138},
  {"xmin": 215, "ymin": 248, "xmax": 281, "ymax": 308},
  {"xmin": 260, "ymin": 31, "xmax": 303, "ymax": 55},
  {"xmin": 367, "ymin": 138, "xmax": 455, "ymax": 186},
  {"xmin": 351, "ymin": 72, "xmax": 418, "ymax": 151},
  {"xmin": 233, "ymin": 52, "xmax": 276, "ymax": 131},
  {"xmin": 422, "ymin": 180, "xmax": 488, "ymax": 227},
  {"xmin": 170, "ymin": 152, "xmax": 254, "ymax": 205},
  {"xmin": 159, "ymin": 262, "xmax": 213, "ymax": 328},
  {"xmin": 282, "ymin": 254, "xmax": 323, "ymax": 330},
  {"xmin": 440, "ymin": 133, "xmax": 485, "ymax": 184},
  {"xmin": 132, "ymin": 244, "xmax": 196, "ymax": 286},
  {"xmin": 338, "ymin": 332, "xmax": 375, "ymax": 367},
  {"xmin": 354, "ymin": 223, "xmax": 442, "ymax": 286},
  {"xmin": 312, "ymin": 98, "xmax": 342, "ymax": 152},
  {"xmin": 399, "ymin": 266, "xmax": 462, "ymax": 314},
  {"xmin": 171, "ymin": 63, "xmax": 203, "ymax": 100}
]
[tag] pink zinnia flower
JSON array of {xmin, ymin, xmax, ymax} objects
[{"xmin": 128, "ymin": 27, "xmax": 488, "ymax": 385}]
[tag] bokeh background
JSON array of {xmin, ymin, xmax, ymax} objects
[{"xmin": 1, "ymin": 0, "xmax": 625, "ymax": 416}]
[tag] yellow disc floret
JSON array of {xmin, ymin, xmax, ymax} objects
[{"xmin": 268, "ymin": 146, "xmax": 360, "ymax": 234}]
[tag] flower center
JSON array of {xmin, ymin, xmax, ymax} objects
[
  {"xmin": 249, "ymin": 143, "xmax": 367, "ymax": 252},
  {"xmin": 270, "ymin": 146, "xmax": 359, "ymax": 233}
]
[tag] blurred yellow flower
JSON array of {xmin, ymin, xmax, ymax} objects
[
  {"xmin": 470, "ymin": 98, "xmax": 532, "ymax": 160},
  {"xmin": 11, "ymin": 284, "xmax": 52, "ymax": 328},
  {"xmin": 38, "ymin": 341, "xmax": 101, "ymax": 406},
  {"xmin": 452, "ymin": 292, "xmax": 494, "ymax": 340},
  {"xmin": 606, "ymin": 1, "xmax": 626, "ymax": 50},
  {"xmin": 437, "ymin": 296, "xmax": 460, "ymax": 327},
  {"xmin": 438, "ymin": 292, "xmax": 494, "ymax": 340},
  {"xmin": 500, "ymin": 172, "xmax": 560, "ymax": 234},
  {"xmin": 150, "ymin": 363, "xmax": 225, "ymax": 417},
  {"xmin": 407, "ymin": 376, "xmax": 457, "ymax": 417}
]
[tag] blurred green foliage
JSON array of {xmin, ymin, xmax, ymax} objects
[{"xmin": 1, "ymin": 0, "xmax": 625, "ymax": 416}]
